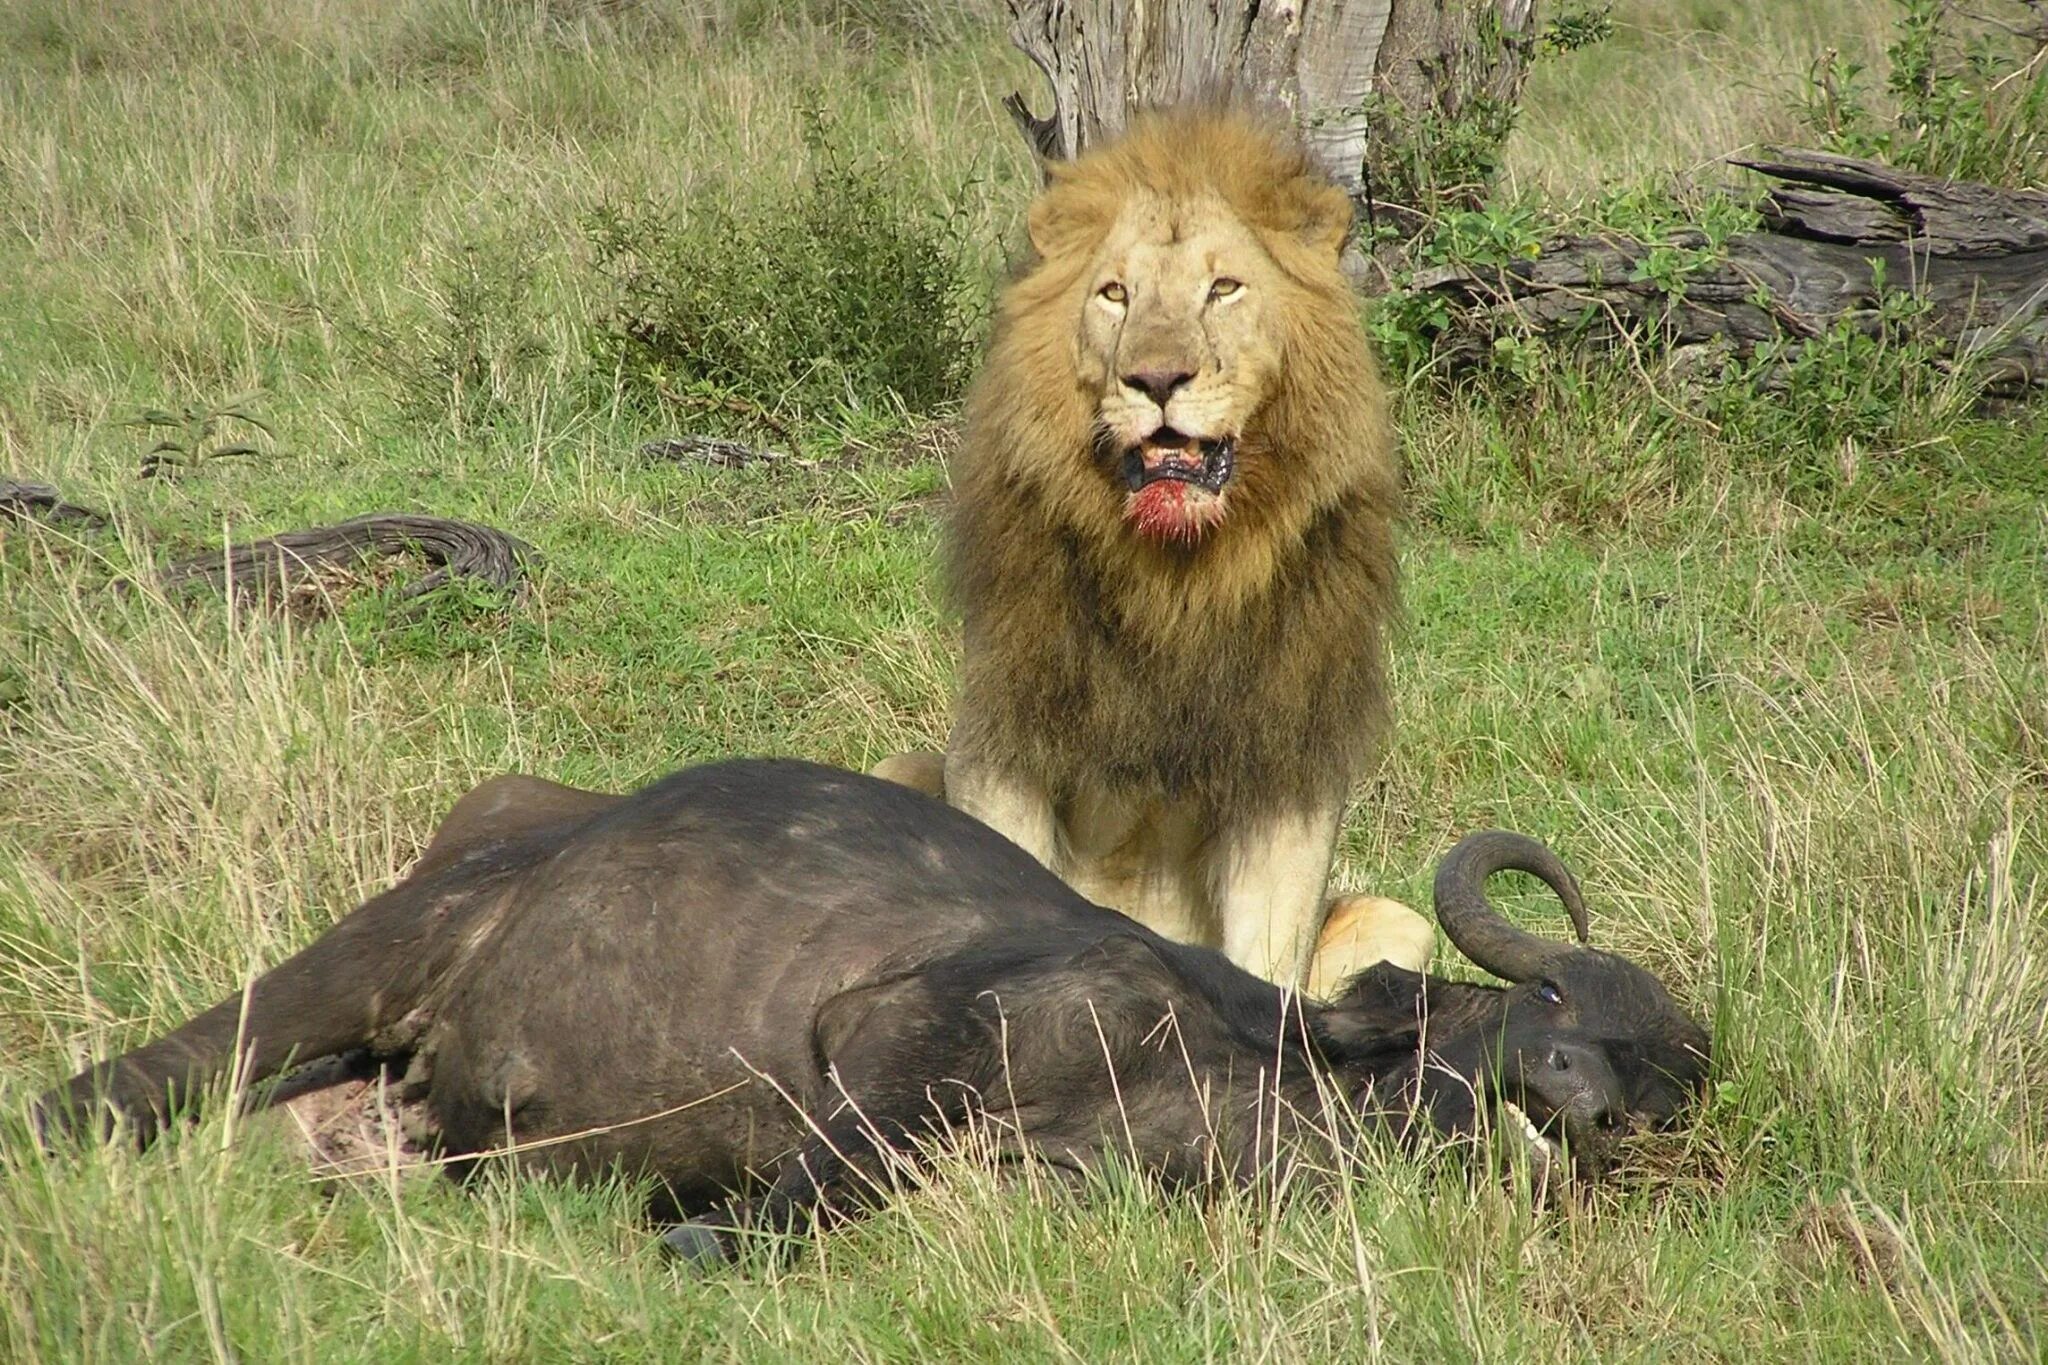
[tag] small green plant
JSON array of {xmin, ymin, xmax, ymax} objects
[
  {"xmin": 1360, "ymin": 3, "xmax": 1614, "ymax": 239},
  {"xmin": 124, "ymin": 390, "xmax": 274, "ymax": 478},
  {"xmin": 1365, "ymin": 199, "xmax": 1548, "ymax": 378},
  {"xmin": 1706, "ymin": 260, "xmax": 1971, "ymax": 458},
  {"xmin": 586, "ymin": 111, "xmax": 983, "ymax": 427},
  {"xmin": 1366, "ymin": 184, "xmax": 1760, "ymax": 384},
  {"xmin": 1541, "ymin": 0, "xmax": 1614, "ymax": 57},
  {"xmin": 389, "ymin": 233, "xmax": 555, "ymax": 433}
]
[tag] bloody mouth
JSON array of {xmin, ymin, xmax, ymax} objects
[{"xmin": 1118, "ymin": 430, "xmax": 1236, "ymax": 544}]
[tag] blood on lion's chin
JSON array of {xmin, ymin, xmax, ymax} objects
[{"xmin": 1124, "ymin": 481, "xmax": 1226, "ymax": 544}]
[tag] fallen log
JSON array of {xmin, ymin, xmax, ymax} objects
[
  {"xmin": 0, "ymin": 479, "xmax": 109, "ymax": 529},
  {"xmin": 639, "ymin": 435, "xmax": 802, "ymax": 469},
  {"xmin": 1411, "ymin": 149, "xmax": 2048, "ymax": 395},
  {"xmin": 155, "ymin": 514, "xmax": 537, "ymax": 605}
]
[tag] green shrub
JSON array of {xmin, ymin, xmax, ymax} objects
[
  {"xmin": 1702, "ymin": 262, "xmax": 1977, "ymax": 458},
  {"xmin": 1372, "ymin": 0, "xmax": 2044, "ymax": 460},
  {"xmin": 1800, "ymin": 0, "xmax": 2047, "ymax": 184},
  {"xmin": 1357, "ymin": 2, "xmax": 1614, "ymax": 237},
  {"xmin": 585, "ymin": 115, "xmax": 983, "ymax": 427}
]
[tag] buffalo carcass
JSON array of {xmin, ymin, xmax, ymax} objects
[{"xmin": 38, "ymin": 760, "xmax": 1710, "ymax": 1265}]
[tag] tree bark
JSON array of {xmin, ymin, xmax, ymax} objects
[{"xmin": 1003, "ymin": 0, "xmax": 1537, "ymax": 210}]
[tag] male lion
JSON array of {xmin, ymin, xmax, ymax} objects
[{"xmin": 878, "ymin": 109, "xmax": 1427, "ymax": 991}]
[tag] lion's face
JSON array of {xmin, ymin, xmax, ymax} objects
[
  {"xmin": 971, "ymin": 112, "xmax": 1384, "ymax": 588},
  {"xmin": 1071, "ymin": 196, "xmax": 1287, "ymax": 544}
]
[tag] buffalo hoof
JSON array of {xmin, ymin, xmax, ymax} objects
[{"xmin": 659, "ymin": 1219, "xmax": 734, "ymax": 1270}]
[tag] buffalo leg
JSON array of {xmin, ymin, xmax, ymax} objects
[
  {"xmin": 660, "ymin": 979, "xmax": 992, "ymax": 1269},
  {"xmin": 38, "ymin": 862, "xmax": 516, "ymax": 1147}
]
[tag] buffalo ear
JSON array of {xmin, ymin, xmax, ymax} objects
[
  {"xmin": 1315, "ymin": 966, "xmax": 1505, "ymax": 1061},
  {"xmin": 1314, "ymin": 963, "xmax": 1428, "ymax": 1057}
]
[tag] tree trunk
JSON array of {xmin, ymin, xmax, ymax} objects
[{"xmin": 1003, "ymin": 0, "xmax": 1538, "ymax": 214}]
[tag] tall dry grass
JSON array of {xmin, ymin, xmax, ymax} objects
[{"xmin": 1506, "ymin": 0, "xmax": 1897, "ymax": 192}]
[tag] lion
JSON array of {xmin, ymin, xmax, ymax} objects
[{"xmin": 877, "ymin": 108, "xmax": 1431, "ymax": 992}]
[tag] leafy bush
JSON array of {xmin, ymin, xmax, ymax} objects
[
  {"xmin": 1370, "ymin": 186, "xmax": 1970, "ymax": 462},
  {"xmin": 1800, "ymin": 0, "xmax": 2047, "ymax": 184},
  {"xmin": 124, "ymin": 390, "xmax": 276, "ymax": 478},
  {"xmin": 586, "ymin": 115, "xmax": 983, "ymax": 426},
  {"xmin": 1359, "ymin": 1, "xmax": 1615, "ymax": 235},
  {"xmin": 1370, "ymin": 0, "xmax": 2045, "ymax": 455},
  {"xmin": 1366, "ymin": 186, "xmax": 1759, "ymax": 384},
  {"xmin": 1702, "ymin": 263, "xmax": 1977, "ymax": 458}
]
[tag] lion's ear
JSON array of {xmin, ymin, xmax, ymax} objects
[
  {"xmin": 1025, "ymin": 194, "xmax": 1068, "ymax": 257},
  {"xmin": 1296, "ymin": 182, "xmax": 1353, "ymax": 258},
  {"xmin": 1026, "ymin": 191, "xmax": 1098, "ymax": 259},
  {"xmin": 1026, "ymin": 168, "xmax": 1112, "ymax": 259}
]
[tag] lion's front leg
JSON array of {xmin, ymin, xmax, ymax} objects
[
  {"xmin": 942, "ymin": 749, "xmax": 1059, "ymax": 870},
  {"xmin": 1209, "ymin": 805, "xmax": 1344, "ymax": 989},
  {"xmin": 869, "ymin": 749, "xmax": 947, "ymax": 800}
]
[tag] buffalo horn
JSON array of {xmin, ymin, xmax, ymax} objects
[{"xmin": 1432, "ymin": 830, "xmax": 1592, "ymax": 983}]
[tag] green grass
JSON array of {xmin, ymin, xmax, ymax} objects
[{"xmin": 3, "ymin": 0, "xmax": 2046, "ymax": 1359}]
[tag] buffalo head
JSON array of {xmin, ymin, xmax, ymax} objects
[{"xmin": 1319, "ymin": 831, "xmax": 1712, "ymax": 1179}]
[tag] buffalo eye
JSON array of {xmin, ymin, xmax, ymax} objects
[
  {"xmin": 1099, "ymin": 281, "xmax": 1128, "ymax": 304},
  {"xmin": 1535, "ymin": 980, "xmax": 1565, "ymax": 1007},
  {"xmin": 1208, "ymin": 277, "xmax": 1242, "ymax": 301}
]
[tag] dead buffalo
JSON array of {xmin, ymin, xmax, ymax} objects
[{"xmin": 38, "ymin": 759, "xmax": 1709, "ymax": 1265}]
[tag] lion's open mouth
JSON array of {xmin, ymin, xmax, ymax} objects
[
  {"xmin": 1115, "ymin": 430, "xmax": 1236, "ymax": 544},
  {"xmin": 1118, "ymin": 430, "xmax": 1236, "ymax": 495}
]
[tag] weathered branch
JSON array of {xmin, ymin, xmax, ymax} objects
[
  {"xmin": 639, "ymin": 435, "xmax": 802, "ymax": 469},
  {"xmin": 1736, "ymin": 149, "xmax": 2048, "ymax": 255},
  {"xmin": 0, "ymin": 479, "xmax": 108, "ymax": 529}
]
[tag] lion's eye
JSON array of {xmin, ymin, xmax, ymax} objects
[
  {"xmin": 1099, "ymin": 282, "xmax": 1128, "ymax": 304},
  {"xmin": 1208, "ymin": 277, "xmax": 1243, "ymax": 300}
]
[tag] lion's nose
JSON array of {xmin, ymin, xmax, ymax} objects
[{"xmin": 1122, "ymin": 368, "xmax": 1194, "ymax": 408}]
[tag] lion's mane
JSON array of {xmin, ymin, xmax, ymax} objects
[{"xmin": 947, "ymin": 109, "xmax": 1400, "ymax": 823}]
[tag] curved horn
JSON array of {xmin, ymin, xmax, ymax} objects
[{"xmin": 1432, "ymin": 830, "xmax": 1592, "ymax": 982}]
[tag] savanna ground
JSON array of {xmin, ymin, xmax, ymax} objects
[{"xmin": 2, "ymin": 0, "xmax": 2045, "ymax": 1358}]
